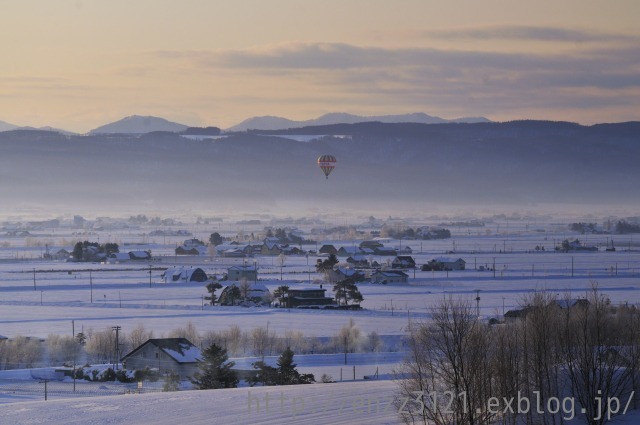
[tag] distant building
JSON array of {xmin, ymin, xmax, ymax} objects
[
  {"xmin": 175, "ymin": 245, "xmax": 208, "ymax": 256},
  {"xmin": 287, "ymin": 288, "xmax": 334, "ymax": 308},
  {"xmin": 392, "ymin": 255, "xmax": 416, "ymax": 269},
  {"xmin": 337, "ymin": 246, "xmax": 361, "ymax": 257},
  {"xmin": 318, "ymin": 244, "xmax": 338, "ymax": 255},
  {"xmin": 427, "ymin": 257, "xmax": 466, "ymax": 271},
  {"xmin": 371, "ymin": 270, "xmax": 409, "ymax": 284},
  {"xmin": 47, "ymin": 248, "xmax": 71, "ymax": 261},
  {"xmin": 346, "ymin": 255, "xmax": 370, "ymax": 268},
  {"xmin": 161, "ymin": 267, "xmax": 208, "ymax": 283},
  {"xmin": 227, "ymin": 265, "xmax": 257, "ymax": 281},
  {"xmin": 121, "ymin": 338, "xmax": 201, "ymax": 379},
  {"xmin": 219, "ymin": 282, "xmax": 271, "ymax": 305}
]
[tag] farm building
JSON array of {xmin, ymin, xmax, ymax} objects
[
  {"xmin": 121, "ymin": 338, "xmax": 201, "ymax": 379},
  {"xmin": 371, "ymin": 270, "xmax": 409, "ymax": 284},
  {"xmin": 392, "ymin": 255, "xmax": 416, "ymax": 269},
  {"xmin": 287, "ymin": 288, "xmax": 334, "ymax": 308},
  {"xmin": 161, "ymin": 267, "xmax": 208, "ymax": 283},
  {"xmin": 227, "ymin": 265, "xmax": 257, "ymax": 281},
  {"xmin": 427, "ymin": 257, "xmax": 466, "ymax": 271}
]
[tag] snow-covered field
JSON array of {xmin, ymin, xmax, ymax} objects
[{"xmin": 1, "ymin": 217, "xmax": 640, "ymax": 423}]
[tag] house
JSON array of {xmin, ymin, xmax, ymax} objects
[
  {"xmin": 47, "ymin": 248, "xmax": 71, "ymax": 261},
  {"xmin": 318, "ymin": 244, "xmax": 337, "ymax": 255},
  {"xmin": 397, "ymin": 245, "xmax": 413, "ymax": 255},
  {"xmin": 371, "ymin": 270, "xmax": 409, "ymax": 284},
  {"xmin": 554, "ymin": 299, "xmax": 590, "ymax": 310},
  {"xmin": 427, "ymin": 257, "xmax": 466, "ymax": 271},
  {"xmin": 121, "ymin": 338, "xmax": 201, "ymax": 379},
  {"xmin": 129, "ymin": 250, "xmax": 151, "ymax": 260},
  {"xmin": 359, "ymin": 240, "xmax": 383, "ymax": 250},
  {"xmin": 337, "ymin": 246, "xmax": 361, "ymax": 257},
  {"xmin": 505, "ymin": 299, "xmax": 590, "ymax": 322},
  {"xmin": 392, "ymin": 255, "xmax": 416, "ymax": 269},
  {"xmin": 175, "ymin": 245, "xmax": 208, "ymax": 256},
  {"xmin": 287, "ymin": 288, "xmax": 334, "ymax": 308},
  {"xmin": 183, "ymin": 238, "xmax": 205, "ymax": 248},
  {"xmin": 215, "ymin": 244, "xmax": 251, "ymax": 257},
  {"xmin": 327, "ymin": 267, "xmax": 364, "ymax": 283},
  {"xmin": 346, "ymin": 255, "xmax": 370, "ymax": 268},
  {"xmin": 107, "ymin": 252, "xmax": 131, "ymax": 263},
  {"xmin": 261, "ymin": 241, "xmax": 285, "ymax": 256},
  {"xmin": 374, "ymin": 246, "xmax": 397, "ymax": 256},
  {"xmin": 219, "ymin": 282, "xmax": 271, "ymax": 305},
  {"xmin": 107, "ymin": 250, "xmax": 152, "ymax": 263},
  {"xmin": 161, "ymin": 267, "xmax": 208, "ymax": 283},
  {"xmin": 227, "ymin": 265, "xmax": 257, "ymax": 281}
]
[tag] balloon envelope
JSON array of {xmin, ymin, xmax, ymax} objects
[{"xmin": 317, "ymin": 154, "xmax": 336, "ymax": 179}]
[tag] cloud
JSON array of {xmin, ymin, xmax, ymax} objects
[
  {"xmin": 153, "ymin": 42, "xmax": 640, "ymax": 89},
  {"xmin": 150, "ymin": 40, "xmax": 639, "ymax": 123},
  {"xmin": 423, "ymin": 25, "xmax": 639, "ymax": 43}
]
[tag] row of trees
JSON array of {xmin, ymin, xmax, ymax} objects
[
  {"xmin": 0, "ymin": 320, "xmax": 386, "ymax": 370},
  {"xmin": 398, "ymin": 287, "xmax": 639, "ymax": 425},
  {"xmin": 190, "ymin": 344, "xmax": 314, "ymax": 390},
  {"xmin": 71, "ymin": 240, "xmax": 119, "ymax": 261}
]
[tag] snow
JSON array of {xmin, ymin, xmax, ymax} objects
[
  {"xmin": 0, "ymin": 381, "xmax": 402, "ymax": 425},
  {"xmin": 1, "ymin": 218, "xmax": 640, "ymax": 423},
  {"xmin": 162, "ymin": 343, "xmax": 202, "ymax": 363}
]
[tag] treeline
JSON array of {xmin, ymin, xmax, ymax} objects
[
  {"xmin": 0, "ymin": 320, "xmax": 390, "ymax": 371},
  {"xmin": 398, "ymin": 288, "xmax": 640, "ymax": 425},
  {"xmin": 616, "ymin": 220, "xmax": 640, "ymax": 234}
]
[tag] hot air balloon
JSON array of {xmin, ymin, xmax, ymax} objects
[{"xmin": 317, "ymin": 154, "xmax": 336, "ymax": 179}]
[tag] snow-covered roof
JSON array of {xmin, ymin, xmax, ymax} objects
[
  {"xmin": 123, "ymin": 338, "xmax": 202, "ymax": 364},
  {"xmin": 431, "ymin": 256, "xmax": 465, "ymax": 263},
  {"xmin": 374, "ymin": 270, "xmax": 408, "ymax": 277},
  {"xmin": 228, "ymin": 265, "xmax": 257, "ymax": 272},
  {"xmin": 129, "ymin": 250, "xmax": 150, "ymax": 258}
]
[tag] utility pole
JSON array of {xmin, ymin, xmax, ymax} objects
[
  {"xmin": 33, "ymin": 268, "xmax": 36, "ymax": 290},
  {"xmin": 90, "ymin": 271, "xmax": 93, "ymax": 303},
  {"xmin": 571, "ymin": 256, "xmax": 574, "ymax": 277},
  {"xmin": 149, "ymin": 265, "xmax": 152, "ymax": 288},
  {"xmin": 112, "ymin": 326, "xmax": 121, "ymax": 370},
  {"xmin": 475, "ymin": 290, "xmax": 480, "ymax": 317},
  {"xmin": 493, "ymin": 258, "xmax": 496, "ymax": 278}
]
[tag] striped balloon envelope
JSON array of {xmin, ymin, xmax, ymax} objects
[{"xmin": 317, "ymin": 154, "xmax": 336, "ymax": 179}]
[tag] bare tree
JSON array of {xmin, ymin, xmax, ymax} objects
[
  {"xmin": 128, "ymin": 323, "xmax": 154, "ymax": 350},
  {"xmin": 561, "ymin": 286, "xmax": 633, "ymax": 425},
  {"xmin": 85, "ymin": 328, "xmax": 116, "ymax": 364},
  {"xmin": 46, "ymin": 334, "xmax": 82, "ymax": 366},
  {"xmin": 397, "ymin": 297, "xmax": 493, "ymax": 425},
  {"xmin": 167, "ymin": 322, "xmax": 200, "ymax": 346}
]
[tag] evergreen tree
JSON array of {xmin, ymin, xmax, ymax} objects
[
  {"xmin": 248, "ymin": 361, "xmax": 278, "ymax": 386},
  {"xmin": 333, "ymin": 276, "xmax": 364, "ymax": 306},
  {"xmin": 276, "ymin": 347, "xmax": 314, "ymax": 385},
  {"xmin": 205, "ymin": 281, "xmax": 223, "ymax": 305},
  {"xmin": 191, "ymin": 343, "xmax": 238, "ymax": 389},
  {"xmin": 249, "ymin": 347, "xmax": 314, "ymax": 386},
  {"xmin": 316, "ymin": 254, "xmax": 338, "ymax": 272},
  {"xmin": 209, "ymin": 232, "xmax": 223, "ymax": 246},
  {"xmin": 273, "ymin": 285, "xmax": 290, "ymax": 307}
]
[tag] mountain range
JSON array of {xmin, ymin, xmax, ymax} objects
[
  {"xmin": 0, "ymin": 120, "xmax": 638, "ymax": 215},
  {"xmin": 0, "ymin": 112, "xmax": 491, "ymax": 135},
  {"xmin": 224, "ymin": 112, "xmax": 490, "ymax": 132}
]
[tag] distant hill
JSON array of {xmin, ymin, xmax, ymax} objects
[
  {"xmin": 89, "ymin": 115, "xmax": 189, "ymax": 134},
  {"xmin": 0, "ymin": 120, "xmax": 638, "ymax": 214},
  {"xmin": 0, "ymin": 120, "xmax": 19, "ymax": 132},
  {"xmin": 226, "ymin": 112, "xmax": 490, "ymax": 132}
]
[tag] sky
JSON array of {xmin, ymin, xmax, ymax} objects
[{"xmin": 1, "ymin": 0, "xmax": 639, "ymax": 132}]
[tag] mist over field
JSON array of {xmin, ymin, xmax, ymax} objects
[{"xmin": 1, "ymin": 120, "xmax": 638, "ymax": 219}]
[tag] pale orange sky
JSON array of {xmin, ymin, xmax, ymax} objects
[{"xmin": 1, "ymin": 0, "xmax": 639, "ymax": 132}]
